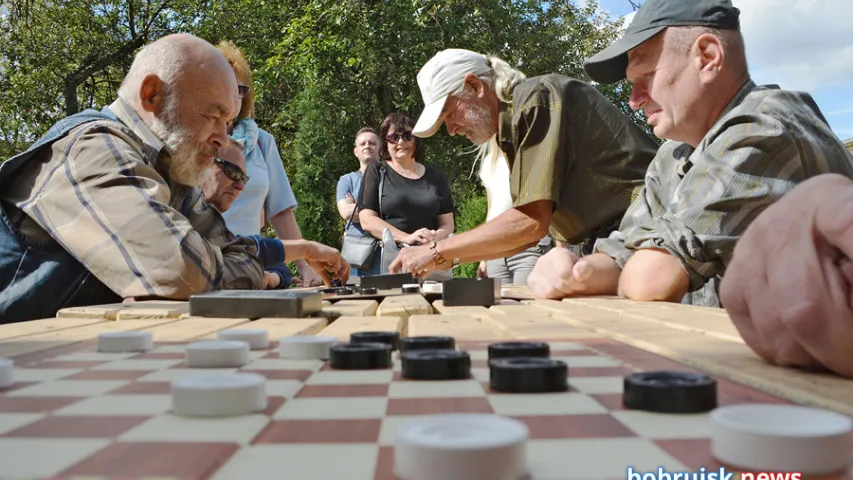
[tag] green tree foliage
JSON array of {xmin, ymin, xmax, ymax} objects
[{"xmin": 0, "ymin": 0, "xmax": 653, "ymax": 278}]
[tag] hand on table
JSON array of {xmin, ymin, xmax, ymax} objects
[
  {"xmin": 720, "ymin": 174, "xmax": 853, "ymax": 379},
  {"xmin": 389, "ymin": 243, "xmax": 449, "ymax": 279},
  {"xmin": 528, "ymin": 248, "xmax": 594, "ymax": 299},
  {"xmin": 403, "ymin": 228, "xmax": 434, "ymax": 246},
  {"xmin": 302, "ymin": 241, "xmax": 351, "ymax": 286}
]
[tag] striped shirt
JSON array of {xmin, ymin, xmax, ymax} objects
[
  {"xmin": 594, "ymin": 80, "xmax": 853, "ymax": 307},
  {"xmin": 1, "ymin": 98, "xmax": 265, "ymax": 300}
]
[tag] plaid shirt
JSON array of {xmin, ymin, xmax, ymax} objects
[
  {"xmin": 594, "ymin": 80, "xmax": 853, "ymax": 307},
  {"xmin": 1, "ymin": 98, "xmax": 265, "ymax": 299}
]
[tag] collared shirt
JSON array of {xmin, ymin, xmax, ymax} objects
[
  {"xmin": 594, "ymin": 80, "xmax": 853, "ymax": 307},
  {"xmin": 1, "ymin": 98, "xmax": 265, "ymax": 300},
  {"xmin": 498, "ymin": 74, "xmax": 660, "ymax": 245}
]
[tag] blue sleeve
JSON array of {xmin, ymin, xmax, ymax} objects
[
  {"xmin": 243, "ymin": 235, "xmax": 285, "ymax": 268},
  {"xmin": 258, "ymin": 129, "xmax": 298, "ymax": 217},
  {"xmin": 266, "ymin": 263, "xmax": 293, "ymax": 290},
  {"xmin": 336, "ymin": 174, "xmax": 353, "ymax": 201}
]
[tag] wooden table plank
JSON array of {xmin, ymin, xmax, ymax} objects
[
  {"xmin": 0, "ymin": 317, "xmax": 108, "ymax": 341},
  {"xmin": 485, "ymin": 307, "xmax": 607, "ymax": 340},
  {"xmin": 232, "ymin": 317, "xmax": 329, "ymax": 338},
  {"xmin": 0, "ymin": 318, "xmax": 184, "ymax": 358},
  {"xmin": 56, "ymin": 301, "xmax": 188, "ymax": 320},
  {"xmin": 525, "ymin": 299, "xmax": 853, "ymax": 417},
  {"xmin": 408, "ymin": 314, "xmax": 507, "ymax": 340},
  {"xmin": 376, "ymin": 295, "xmax": 433, "ymax": 334},
  {"xmin": 315, "ymin": 316, "xmax": 403, "ymax": 342},
  {"xmin": 141, "ymin": 317, "xmax": 251, "ymax": 342},
  {"xmin": 316, "ymin": 299, "xmax": 379, "ymax": 320}
]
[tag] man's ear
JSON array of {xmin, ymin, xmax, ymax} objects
[
  {"xmin": 139, "ymin": 74, "xmax": 166, "ymax": 114},
  {"xmin": 695, "ymin": 33, "xmax": 724, "ymax": 80},
  {"xmin": 462, "ymin": 73, "xmax": 484, "ymax": 98}
]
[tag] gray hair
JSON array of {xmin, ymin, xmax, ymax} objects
[
  {"xmin": 117, "ymin": 34, "xmax": 195, "ymax": 104},
  {"xmin": 454, "ymin": 54, "xmax": 527, "ymax": 177}
]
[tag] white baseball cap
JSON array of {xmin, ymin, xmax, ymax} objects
[{"xmin": 412, "ymin": 49, "xmax": 492, "ymax": 138}]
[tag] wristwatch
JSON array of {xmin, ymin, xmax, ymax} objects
[{"xmin": 430, "ymin": 241, "xmax": 459, "ymax": 267}]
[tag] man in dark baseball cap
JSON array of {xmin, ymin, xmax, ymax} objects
[
  {"xmin": 528, "ymin": 0, "xmax": 853, "ymax": 315},
  {"xmin": 584, "ymin": 0, "xmax": 741, "ymax": 84}
]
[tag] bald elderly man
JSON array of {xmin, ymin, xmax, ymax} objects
[
  {"xmin": 201, "ymin": 139, "xmax": 350, "ymax": 289},
  {"xmin": 0, "ymin": 33, "xmax": 267, "ymax": 323}
]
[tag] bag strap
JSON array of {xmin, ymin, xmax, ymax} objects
[{"xmin": 343, "ymin": 162, "xmax": 386, "ymax": 233}]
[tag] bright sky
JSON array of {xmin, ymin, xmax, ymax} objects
[{"xmin": 589, "ymin": 0, "xmax": 853, "ymax": 141}]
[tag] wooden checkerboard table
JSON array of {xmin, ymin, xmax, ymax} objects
[{"xmin": 0, "ymin": 285, "xmax": 851, "ymax": 479}]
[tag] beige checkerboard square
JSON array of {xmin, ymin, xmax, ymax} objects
[
  {"xmin": 470, "ymin": 367, "xmax": 490, "ymax": 382},
  {"xmin": 568, "ymin": 376, "xmax": 624, "ymax": 394},
  {"xmin": 526, "ymin": 438, "xmax": 688, "ymax": 479},
  {"xmin": 136, "ymin": 368, "xmax": 237, "ymax": 382},
  {"xmin": 388, "ymin": 379, "xmax": 485, "ymax": 398},
  {"xmin": 264, "ymin": 380, "xmax": 304, "ymax": 398},
  {"xmin": 90, "ymin": 359, "xmax": 183, "ymax": 371},
  {"xmin": 555, "ymin": 355, "xmax": 622, "ymax": 367},
  {"xmin": 0, "ymin": 413, "xmax": 45, "ymax": 435},
  {"xmin": 10, "ymin": 368, "xmax": 82, "ymax": 382},
  {"xmin": 0, "ymin": 439, "xmax": 111, "ymax": 478},
  {"xmin": 487, "ymin": 392, "xmax": 608, "ymax": 416},
  {"xmin": 242, "ymin": 359, "xmax": 323, "ymax": 371},
  {"xmin": 273, "ymin": 397, "xmax": 388, "ymax": 420},
  {"xmin": 120, "ymin": 413, "xmax": 270, "ymax": 444},
  {"xmin": 304, "ymin": 370, "xmax": 394, "ymax": 385},
  {"xmin": 6, "ymin": 380, "xmax": 129, "ymax": 397},
  {"xmin": 210, "ymin": 444, "xmax": 379, "ymax": 480},
  {"xmin": 51, "ymin": 352, "xmax": 137, "ymax": 362},
  {"xmin": 54, "ymin": 395, "xmax": 172, "ymax": 416},
  {"xmin": 378, "ymin": 415, "xmax": 418, "ymax": 446},
  {"xmin": 611, "ymin": 410, "xmax": 712, "ymax": 439}
]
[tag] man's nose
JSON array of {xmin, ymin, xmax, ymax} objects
[{"xmin": 628, "ymin": 85, "xmax": 647, "ymax": 111}]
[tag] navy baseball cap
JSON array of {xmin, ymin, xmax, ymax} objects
[{"xmin": 583, "ymin": 0, "xmax": 741, "ymax": 84}]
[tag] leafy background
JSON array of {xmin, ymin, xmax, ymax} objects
[{"xmin": 0, "ymin": 0, "xmax": 654, "ymax": 279}]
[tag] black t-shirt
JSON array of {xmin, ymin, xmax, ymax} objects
[{"xmin": 359, "ymin": 160, "xmax": 454, "ymax": 234}]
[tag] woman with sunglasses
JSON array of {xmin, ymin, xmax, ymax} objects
[
  {"xmin": 358, "ymin": 113, "xmax": 455, "ymax": 275},
  {"xmin": 215, "ymin": 41, "xmax": 325, "ymax": 288}
]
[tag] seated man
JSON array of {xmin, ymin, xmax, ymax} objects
[
  {"xmin": 389, "ymin": 49, "xmax": 659, "ymax": 279},
  {"xmin": 528, "ymin": 0, "xmax": 853, "ymax": 307},
  {"xmin": 720, "ymin": 173, "xmax": 853, "ymax": 378},
  {"xmin": 201, "ymin": 138, "xmax": 350, "ymax": 289},
  {"xmin": 3, "ymin": 34, "xmax": 257, "ymax": 324}
]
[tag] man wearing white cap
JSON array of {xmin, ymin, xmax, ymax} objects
[{"xmin": 389, "ymin": 49, "xmax": 659, "ymax": 279}]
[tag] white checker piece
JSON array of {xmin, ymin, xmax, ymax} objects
[
  {"xmin": 54, "ymin": 394, "xmax": 172, "ymax": 416},
  {"xmin": 120, "ymin": 413, "xmax": 270, "ymax": 444},
  {"xmin": 304, "ymin": 369, "xmax": 393, "ymax": 385},
  {"xmin": 90, "ymin": 359, "xmax": 183, "ymax": 371},
  {"xmin": 9, "ymin": 368, "xmax": 82, "ymax": 382},
  {"xmin": 0, "ymin": 439, "xmax": 112, "ymax": 478},
  {"xmin": 525, "ymin": 438, "xmax": 688, "ymax": 479},
  {"xmin": 6, "ymin": 380, "xmax": 129, "ymax": 397},
  {"xmin": 611, "ymin": 410, "xmax": 711, "ymax": 439},
  {"xmin": 388, "ymin": 379, "xmax": 484, "ymax": 398},
  {"xmin": 567, "ymin": 376, "xmax": 624, "ymax": 394},
  {"xmin": 210, "ymin": 444, "xmax": 379, "ymax": 480},
  {"xmin": 273, "ymin": 397, "xmax": 388, "ymax": 420},
  {"xmin": 0, "ymin": 413, "xmax": 45, "ymax": 435},
  {"xmin": 487, "ymin": 392, "xmax": 608, "ymax": 416}
]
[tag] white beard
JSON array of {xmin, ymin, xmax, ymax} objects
[{"xmin": 149, "ymin": 92, "xmax": 207, "ymax": 187}]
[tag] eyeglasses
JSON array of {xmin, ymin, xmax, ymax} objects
[
  {"xmin": 238, "ymin": 84, "xmax": 249, "ymax": 99},
  {"xmin": 386, "ymin": 131, "xmax": 414, "ymax": 144},
  {"xmin": 213, "ymin": 157, "xmax": 249, "ymax": 184}
]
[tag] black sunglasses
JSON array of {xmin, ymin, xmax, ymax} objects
[
  {"xmin": 386, "ymin": 131, "xmax": 414, "ymax": 144},
  {"xmin": 238, "ymin": 84, "xmax": 249, "ymax": 98},
  {"xmin": 214, "ymin": 157, "xmax": 249, "ymax": 184}
]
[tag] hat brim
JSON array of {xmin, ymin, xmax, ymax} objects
[
  {"xmin": 583, "ymin": 26, "xmax": 665, "ymax": 84},
  {"xmin": 412, "ymin": 95, "xmax": 448, "ymax": 138}
]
